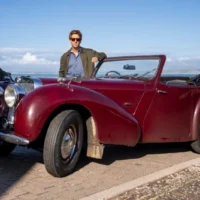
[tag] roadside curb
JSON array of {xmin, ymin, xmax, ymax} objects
[{"xmin": 80, "ymin": 157, "xmax": 200, "ymax": 200}]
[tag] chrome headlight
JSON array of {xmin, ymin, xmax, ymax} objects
[{"xmin": 4, "ymin": 84, "xmax": 25, "ymax": 107}]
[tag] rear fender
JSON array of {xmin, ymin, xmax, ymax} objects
[
  {"xmin": 191, "ymin": 98, "xmax": 200, "ymax": 140},
  {"xmin": 14, "ymin": 84, "xmax": 141, "ymax": 146}
]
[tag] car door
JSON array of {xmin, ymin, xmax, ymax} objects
[
  {"xmin": 143, "ymin": 82, "xmax": 195, "ymax": 142},
  {"xmin": 93, "ymin": 55, "xmax": 165, "ymax": 115}
]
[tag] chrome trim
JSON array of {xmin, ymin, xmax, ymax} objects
[
  {"xmin": 14, "ymin": 83, "xmax": 26, "ymax": 96},
  {"xmin": 57, "ymin": 77, "xmax": 66, "ymax": 84},
  {"xmin": 124, "ymin": 102, "xmax": 132, "ymax": 107},
  {"xmin": 67, "ymin": 77, "xmax": 76, "ymax": 88},
  {"xmin": 0, "ymin": 132, "xmax": 30, "ymax": 145},
  {"xmin": 4, "ymin": 84, "xmax": 26, "ymax": 107},
  {"xmin": 157, "ymin": 89, "xmax": 167, "ymax": 95},
  {"xmin": 8, "ymin": 107, "xmax": 15, "ymax": 125},
  {"xmin": 61, "ymin": 126, "xmax": 77, "ymax": 160},
  {"xmin": 0, "ymin": 87, "xmax": 4, "ymax": 96},
  {"xmin": 31, "ymin": 77, "xmax": 43, "ymax": 89},
  {"xmin": 67, "ymin": 76, "xmax": 82, "ymax": 88}
]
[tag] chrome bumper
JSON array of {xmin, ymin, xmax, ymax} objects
[{"xmin": 0, "ymin": 132, "xmax": 30, "ymax": 145}]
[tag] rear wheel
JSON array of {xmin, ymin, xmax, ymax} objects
[
  {"xmin": 43, "ymin": 110, "xmax": 84, "ymax": 177},
  {"xmin": 191, "ymin": 139, "xmax": 200, "ymax": 154},
  {"xmin": 0, "ymin": 140, "xmax": 16, "ymax": 156}
]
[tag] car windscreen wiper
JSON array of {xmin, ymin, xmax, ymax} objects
[
  {"xmin": 119, "ymin": 73, "xmax": 138, "ymax": 79},
  {"xmin": 136, "ymin": 68, "xmax": 156, "ymax": 78}
]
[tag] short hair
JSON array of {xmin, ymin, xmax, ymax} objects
[{"xmin": 69, "ymin": 30, "xmax": 82, "ymax": 40}]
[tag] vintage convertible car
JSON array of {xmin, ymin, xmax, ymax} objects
[{"xmin": 1, "ymin": 55, "xmax": 200, "ymax": 177}]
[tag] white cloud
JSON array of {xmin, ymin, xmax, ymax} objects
[
  {"xmin": 0, "ymin": 52, "xmax": 59, "ymax": 65},
  {"xmin": 22, "ymin": 52, "xmax": 37, "ymax": 63},
  {"xmin": 0, "ymin": 47, "xmax": 200, "ymax": 74},
  {"xmin": 166, "ymin": 58, "xmax": 172, "ymax": 62},
  {"xmin": 0, "ymin": 47, "xmax": 62, "ymax": 53},
  {"xmin": 177, "ymin": 57, "xmax": 190, "ymax": 61},
  {"xmin": 0, "ymin": 48, "xmax": 61, "ymax": 73},
  {"xmin": 163, "ymin": 56, "xmax": 200, "ymax": 74}
]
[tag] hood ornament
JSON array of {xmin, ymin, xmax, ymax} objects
[
  {"xmin": 67, "ymin": 75, "xmax": 82, "ymax": 88},
  {"xmin": 58, "ymin": 75, "xmax": 82, "ymax": 88}
]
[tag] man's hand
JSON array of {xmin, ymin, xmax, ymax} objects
[{"xmin": 91, "ymin": 57, "xmax": 98, "ymax": 63}]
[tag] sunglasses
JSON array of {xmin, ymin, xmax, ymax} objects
[{"xmin": 71, "ymin": 38, "xmax": 81, "ymax": 42}]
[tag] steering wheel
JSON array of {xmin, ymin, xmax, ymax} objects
[
  {"xmin": 188, "ymin": 74, "xmax": 200, "ymax": 86},
  {"xmin": 191, "ymin": 74, "xmax": 200, "ymax": 82},
  {"xmin": 105, "ymin": 70, "xmax": 121, "ymax": 76}
]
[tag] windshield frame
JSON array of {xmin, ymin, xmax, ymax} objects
[{"xmin": 92, "ymin": 55, "xmax": 162, "ymax": 81}]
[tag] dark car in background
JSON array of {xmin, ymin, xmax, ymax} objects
[{"xmin": 0, "ymin": 68, "xmax": 16, "ymax": 155}]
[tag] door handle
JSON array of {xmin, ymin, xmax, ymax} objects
[
  {"xmin": 124, "ymin": 102, "xmax": 132, "ymax": 106},
  {"xmin": 157, "ymin": 89, "xmax": 167, "ymax": 94}
]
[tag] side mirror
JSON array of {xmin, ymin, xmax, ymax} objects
[{"xmin": 123, "ymin": 64, "xmax": 136, "ymax": 70}]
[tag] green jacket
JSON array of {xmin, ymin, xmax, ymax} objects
[{"xmin": 59, "ymin": 47, "xmax": 107, "ymax": 78}]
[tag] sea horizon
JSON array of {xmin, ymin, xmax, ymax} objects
[{"xmin": 11, "ymin": 72, "xmax": 197, "ymax": 80}]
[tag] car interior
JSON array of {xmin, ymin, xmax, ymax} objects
[{"xmin": 160, "ymin": 74, "xmax": 200, "ymax": 86}]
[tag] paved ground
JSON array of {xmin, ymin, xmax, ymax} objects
[
  {"xmin": 110, "ymin": 164, "xmax": 200, "ymax": 200},
  {"xmin": 0, "ymin": 143, "xmax": 199, "ymax": 200}
]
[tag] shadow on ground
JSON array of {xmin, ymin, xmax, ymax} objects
[
  {"xmin": 78, "ymin": 142, "xmax": 192, "ymax": 167},
  {"xmin": 0, "ymin": 147, "xmax": 43, "ymax": 196},
  {"xmin": 0, "ymin": 142, "xmax": 193, "ymax": 197}
]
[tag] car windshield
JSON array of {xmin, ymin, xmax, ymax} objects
[{"xmin": 95, "ymin": 58, "xmax": 160, "ymax": 80}]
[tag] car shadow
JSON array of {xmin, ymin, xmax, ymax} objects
[
  {"xmin": 0, "ymin": 147, "xmax": 43, "ymax": 197},
  {"xmin": 0, "ymin": 142, "xmax": 194, "ymax": 197},
  {"xmin": 75, "ymin": 142, "xmax": 193, "ymax": 171}
]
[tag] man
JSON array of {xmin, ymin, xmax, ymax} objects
[{"xmin": 59, "ymin": 30, "xmax": 107, "ymax": 78}]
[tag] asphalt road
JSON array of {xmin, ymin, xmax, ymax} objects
[{"xmin": 0, "ymin": 143, "xmax": 199, "ymax": 200}]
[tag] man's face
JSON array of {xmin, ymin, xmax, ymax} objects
[{"xmin": 70, "ymin": 34, "xmax": 81, "ymax": 48}]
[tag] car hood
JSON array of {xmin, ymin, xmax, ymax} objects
[{"xmin": 40, "ymin": 77, "xmax": 145, "ymax": 92}]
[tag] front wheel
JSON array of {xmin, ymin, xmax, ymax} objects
[
  {"xmin": 43, "ymin": 110, "xmax": 84, "ymax": 177},
  {"xmin": 0, "ymin": 140, "xmax": 16, "ymax": 156}
]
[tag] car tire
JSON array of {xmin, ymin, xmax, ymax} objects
[
  {"xmin": 43, "ymin": 110, "xmax": 84, "ymax": 177},
  {"xmin": 191, "ymin": 139, "xmax": 200, "ymax": 154},
  {"xmin": 0, "ymin": 140, "xmax": 16, "ymax": 156}
]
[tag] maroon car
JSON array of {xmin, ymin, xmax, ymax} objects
[{"xmin": 0, "ymin": 55, "xmax": 200, "ymax": 177}]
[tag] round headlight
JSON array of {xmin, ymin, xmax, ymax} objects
[
  {"xmin": 4, "ymin": 85, "xmax": 18, "ymax": 107},
  {"xmin": 4, "ymin": 84, "xmax": 25, "ymax": 107}
]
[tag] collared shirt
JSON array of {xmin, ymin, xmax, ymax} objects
[{"xmin": 67, "ymin": 50, "xmax": 84, "ymax": 77}]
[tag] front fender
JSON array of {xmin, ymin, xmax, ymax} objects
[{"xmin": 14, "ymin": 83, "xmax": 141, "ymax": 146}]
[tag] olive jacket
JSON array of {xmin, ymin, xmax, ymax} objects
[{"xmin": 59, "ymin": 47, "xmax": 107, "ymax": 78}]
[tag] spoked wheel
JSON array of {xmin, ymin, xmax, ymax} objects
[
  {"xmin": 0, "ymin": 139, "xmax": 16, "ymax": 156},
  {"xmin": 43, "ymin": 110, "xmax": 84, "ymax": 177}
]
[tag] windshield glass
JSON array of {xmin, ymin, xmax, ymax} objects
[{"xmin": 95, "ymin": 58, "xmax": 160, "ymax": 80}]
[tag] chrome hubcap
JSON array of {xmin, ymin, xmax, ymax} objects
[{"xmin": 61, "ymin": 126, "xmax": 77, "ymax": 160}]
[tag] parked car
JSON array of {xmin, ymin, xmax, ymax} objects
[
  {"xmin": 0, "ymin": 68, "xmax": 16, "ymax": 156},
  {"xmin": 1, "ymin": 55, "xmax": 200, "ymax": 177}
]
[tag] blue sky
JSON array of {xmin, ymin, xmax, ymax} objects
[{"xmin": 0, "ymin": 0, "xmax": 200, "ymax": 74}]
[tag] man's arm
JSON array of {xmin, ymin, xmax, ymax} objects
[{"xmin": 93, "ymin": 50, "xmax": 107, "ymax": 61}]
